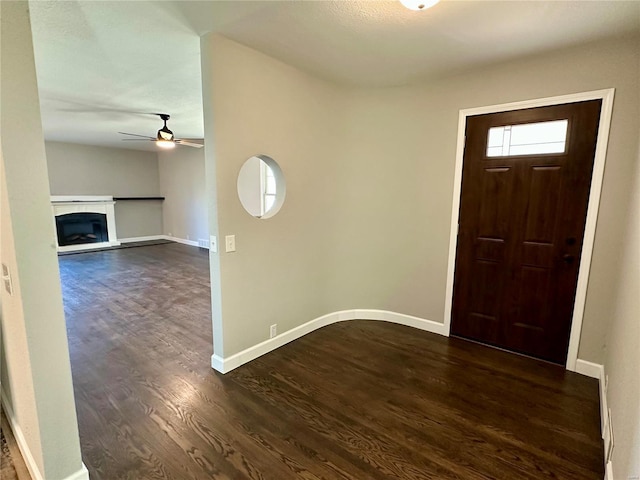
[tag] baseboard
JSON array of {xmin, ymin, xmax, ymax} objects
[
  {"xmin": 163, "ymin": 235, "xmax": 199, "ymax": 247},
  {"xmin": 63, "ymin": 464, "xmax": 90, "ymax": 480},
  {"xmin": 599, "ymin": 369, "xmax": 608, "ymax": 437},
  {"xmin": 575, "ymin": 359, "xmax": 614, "ymax": 475},
  {"xmin": 2, "ymin": 388, "xmax": 44, "ymax": 480},
  {"xmin": 57, "ymin": 240, "xmax": 121, "ymax": 253},
  {"xmin": 605, "ymin": 460, "xmax": 614, "ymax": 480},
  {"xmin": 1, "ymin": 389, "xmax": 90, "ymax": 480},
  {"xmin": 119, "ymin": 235, "xmax": 166, "ymax": 243},
  {"xmin": 120, "ymin": 235, "xmax": 204, "ymax": 249},
  {"xmin": 575, "ymin": 359, "xmax": 603, "ymax": 379},
  {"xmin": 575, "ymin": 360, "xmax": 608, "ymax": 434},
  {"xmin": 211, "ymin": 309, "xmax": 448, "ymax": 374}
]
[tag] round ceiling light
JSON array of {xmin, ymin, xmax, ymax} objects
[{"xmin": 399, "ymin": 0, "xmax": 440, "ymax": 10}]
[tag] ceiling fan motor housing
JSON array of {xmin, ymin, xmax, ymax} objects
[{"xmin": 157, "ymin": 114, "xmax": 174, "ymax": 141}]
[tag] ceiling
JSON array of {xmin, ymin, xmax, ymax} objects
[{"xmin": 28, "ymin": 0, "xmax": 640, "ymax": 151}]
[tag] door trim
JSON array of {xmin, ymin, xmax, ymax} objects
[{"xmin": 443, "ymin": 88, "xmax": 616, "ymax": 371}]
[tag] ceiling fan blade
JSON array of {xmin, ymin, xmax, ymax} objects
[
  {"xmin": 175, "ymin": 139, "xmax": 204, "ymax": 148},
  {"xmin": 121, "ymin": 138, "xmax": 155, "ymax": 141},
  {"xmin": 118, "ymin": 132, "xmax": 156, "ymax": 139}
]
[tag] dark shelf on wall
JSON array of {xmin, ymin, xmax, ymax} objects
[{"xmin": 113, "ymin": 197, "xmax": 165, "ymax": 201}]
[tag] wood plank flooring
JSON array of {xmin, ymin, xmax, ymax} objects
[{"xmin": 58, "ymin": 243, "xmax": 603, "ymax": 480}]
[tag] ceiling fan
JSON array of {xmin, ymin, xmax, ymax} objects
[{"xmin": 118, "ymin": 113, "xmax": 203, "ymax": 149}]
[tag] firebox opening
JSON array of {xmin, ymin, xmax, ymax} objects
[{"xmin": 55, "ymin": 212, "xmax": 108, "ymax": 247}]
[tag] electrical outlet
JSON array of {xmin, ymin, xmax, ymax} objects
[
  {"xmin": 270, "ymin": 324, "xmax": 277, "ymax": 338},
  {"xmin": 225, "ymin": 235, "xmax": 236, "ymax": 252},
  {"xmin": 209, "ymin": 236, "xmax": 217, "ymax": 252}
]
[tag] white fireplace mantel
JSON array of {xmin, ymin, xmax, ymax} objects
[{"xmin": 51, "ymin": 195, "xmax": 120, "ymax": 252}]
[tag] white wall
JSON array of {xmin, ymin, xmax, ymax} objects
[
  {"xmin": 0, "ymin": 150, "xmax": 46, "ymax": 478},
  {"xmin": 603, "ymin": 126, "xmax": 640, "ymax": 479},
  {"xmin": 202, "ymin": 34, "xmax": 348, "ymax": 357},
  {"xmin": 337, "ymin": 34, "xmax": 640, "ymax": 365},
  {"xmin": 0, "ymin": 2, "xmax": 87, "ymax": 479},
  {"xmin": 45, "ymin": 141, "xmax": 163, "ymax": 239},
  {"xmin": 158, "ymin": 147, "xmax": 208, "ymax": 242}
]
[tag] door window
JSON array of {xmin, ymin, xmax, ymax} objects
[{"xmin": 487, "ymin": 119, "xmax": 568, "ymax": 157}]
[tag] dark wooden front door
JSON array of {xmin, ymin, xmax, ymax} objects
[{"xmin": 451, "ymin": 100, "xmax": 602, "ymax": 365}]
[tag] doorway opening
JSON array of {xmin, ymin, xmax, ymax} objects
[{"xmin": 443, "ymin": 89, "xmax": 615, "ymax": 370}]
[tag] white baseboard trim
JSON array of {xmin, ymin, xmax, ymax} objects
[
  {"xmin": 600, "ymin": 369, "xmax": 609, "ymax": 440},
  {"xmin": 2, "ymin": 388, "xmax": 44, "ymax": 480},
  {"xmin": 1, "ymin": 389, "xmax": 90, "ymax": 480},
  {"xmin": 119, "ymin": 235, "xmax": 204, "ymax": 248},
  {"xmin": 211, "ymin": 309, "xmax": 447, "ymax": 374},
  {"xmin": 163, "ymin": 235, "xmax": 199, "ymax": 247},
  {"xmin": 605, "ymin": 460, "xmax": 614, "ymax": 480},
  {"xmin": 64, "ymin": 464, "xmax": 91, "ymax": 480},
  {"xmin": 575, "ymin": 360, "xmax": 608, "ymax": 435},
  {"xmin": 575, "ymin": 359, "xmax": 614, "ymax": 473},
  {"xmin": 57, "ymin": 240, "xmax": 121, "ymax": 253},
  {"xmin": 575, "ymin": 359, "xmax": 603, "ymax": 379},
  {"xmin": 119, "ymin": 235, "xmax": 166, "ymax": 243}
]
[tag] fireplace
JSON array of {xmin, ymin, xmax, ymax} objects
[
  {"xmin": 55, "ymin": 212, "xmax": 108, "ymax": 246},
  {"xmin": 51, "ymin": 196, "xmax": 120, "ymax": 252}
]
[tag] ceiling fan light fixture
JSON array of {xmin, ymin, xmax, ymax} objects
[
  {"xmin": 157, "ymin": 127, "xmax": 174, "ymax": 141},
  {"xmin": 156, "ymin": 139, "xmax": 176, "ymax": 149},
  {"xmin": 119, "ymin": 113, "xmax": 202, "ymax": 149},
  {"xmin": 399, "ymin": 0, "xmax": 440, "ymax": 10}
]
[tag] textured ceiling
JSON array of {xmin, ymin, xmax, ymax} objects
[{"xmin": 28, "ymin": 0, "xmax": 640, "ymax": 151}]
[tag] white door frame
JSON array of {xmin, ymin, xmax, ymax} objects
[{"xmin": 443, "ymin": 88, "xmax": 616, "ymax": 371}]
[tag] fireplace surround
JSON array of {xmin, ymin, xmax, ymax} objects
[
  {"xmin": 51, "ymin": 196, "xmax": 120, "ymax": 252},
  {"xmin": 56, "ymin": 212, "xmax": 108, "ymax": 246}
]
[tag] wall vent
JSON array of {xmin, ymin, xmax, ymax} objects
[{"xmin": 198, "ymin": 239, "xmax": 209, "ymax": 249}]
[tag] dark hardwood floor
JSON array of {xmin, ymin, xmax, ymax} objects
[{"xmin": 58, "ymin": 243, "xmax": 603, "ymax": 480}]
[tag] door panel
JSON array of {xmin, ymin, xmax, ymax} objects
[
  {"xmin": 477, "ymin": 167, "xmax": 513, "ymax": 238},
  {"xmin": 451, "ymin": 100, "xmax": 602, "ymax": 364},
  {"xmin": 524, "ymin": 166, "xmax": 562, "ymax": 242}
]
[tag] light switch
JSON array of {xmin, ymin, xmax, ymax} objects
[
  {"xmin": 210, "ymin": 235, "xmax": 217, "ymax": 253},
  {"xmin": 225, "ymin": 235, "xmax": 236, "ymax": 252}
]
